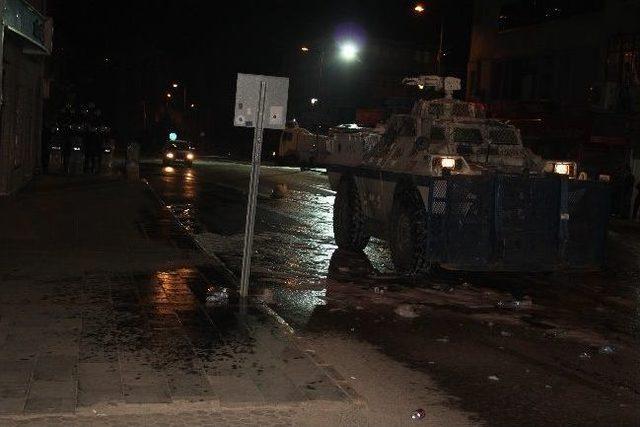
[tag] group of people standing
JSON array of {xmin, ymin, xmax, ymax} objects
[{"xmin": 48, "ymin": 103, "xmax": 111, "ymax": 175}]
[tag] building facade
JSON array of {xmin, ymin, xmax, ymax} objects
[
  {"xmin": 466, "ymin": 0, "xmax": 640, "ymax": 167},
  {"xmin": 0, "ymin": 0, "xmax": 52, "ymax": 195}
]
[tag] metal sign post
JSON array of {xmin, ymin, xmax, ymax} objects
[
  {"xmin": 234, "ymin": 74, "xmax": 289, "ymax": 299},
  {"xmin": 239, "ymin": 81, "xmax": 266, "ymax": 298}
]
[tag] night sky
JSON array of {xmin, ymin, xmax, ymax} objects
[{"xmin": 49, "ymin": 0, "xmax": 473, "ymax": 147}]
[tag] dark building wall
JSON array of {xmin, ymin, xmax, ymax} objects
[
  {"xmin": 0, "ymin": 0, "xmax": 49, "ymax": 194},
  {"xmin": 467, "ymin": 0, "xmax": 640, "ymax": 109},
  {"xmin": 0, "ymin": 32, "xmax": 45, "ymax": 194}
]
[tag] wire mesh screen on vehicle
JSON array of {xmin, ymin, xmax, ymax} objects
[
  {"xmin": 452, "ymin": 103, "xmax": 471, "ymax": 117},
  {"xmin": 489, "ymin": 128, "xmax": 518, "ymax": 145},
  {"xmin": 440, "ymin": 176, "xmax": 493, "ymax": 266},
  {"xmin": 497, "ymin": 176, "xmax": 560, "ymax": 267},
  {"xmin": 453, "ymin": 128, "xmax": 483, "ymax": 144},
  {"xmin": 424, "ymin": 175, "xmax": 608, "ymax": 270},
  {"xmin": 566, "ymin": 181, "xmax": 610, "ymax": 267},
  {"xmin": 428, "ymin": 103, "xmax": 445, "ymax": 117}
]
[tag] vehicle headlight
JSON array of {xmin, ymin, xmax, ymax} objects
[
  {"xmin": 554, "ymin": 163, "xmax": 571, "ymax": 175},
  {"xmin": 166, "ymin": 152, "xmax": 174, "ymax": 159},
  {"xmin": 186, "ymin": 153, "xmax": 194, "ymax": 160},
  {"xmin": 544, "ymin": 161, "xmax": 576, "ymax": 177},
  {"xmin": 441, "ymin": 157, "xmax": 456, "ymax": 169}
]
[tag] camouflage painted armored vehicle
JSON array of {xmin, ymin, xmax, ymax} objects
[{"xmin": 327, "ymin": 76, "xmax": 610, "ymax": 274}]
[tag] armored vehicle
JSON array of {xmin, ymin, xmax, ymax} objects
[{"xmin": 328, "ymin": 76, "xmax": 610, "ymax": 274}]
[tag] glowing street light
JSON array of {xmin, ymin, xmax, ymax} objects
[
  {"xmin": 166, "ymin": 92, "xmax": 172, "ymax": 99},
  {"xmin": 172, "ymin": 83, "xmax": 179, "ymax": 88},
  {"xmin": 339, "ymin": 41, "xmax": 359, "ymax": 62},
  {"xmin": 414, "ymin": 3, "xmax": 425, "ymax": 14},
  {"xmin": 310, "ymin": 98, "xmax": 319, "ymax": 105},
  {"xmin": 190, "ymin": 103, "xmax": 196, "ymax": 109}
]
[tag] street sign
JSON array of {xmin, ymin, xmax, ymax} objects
[
  {"xmin": 234, "ymin": 74, "xmax": 289, "ymax": 299},
  {"xmin": 234, "ymin": 73, "xmax": 289, "ymax": 130}
]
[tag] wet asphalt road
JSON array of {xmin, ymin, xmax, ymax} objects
[{"xmin": 142, "ymin": 159, "xmax": 640, "ymax": 427}]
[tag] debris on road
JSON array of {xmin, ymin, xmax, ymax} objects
[
  {"xmin": 497, "ymin": 299, "xmax": 522, "ymax": 309},
  {"xmin": 488, "ymin": 375, "xmax": 500, "ymax": 381},
  {"xmin": 500, "ymin": 330, "xmax": 513, "ymax": 337},
  {"xmin": 579, "ymin": 352, "xmax": 592, "ymax": 360},
  {"xmin": 497, "ymin": 296, "xmax": 532, "ymax": 310},
  {"xmin": 394, "ymin": 304, "xmax": 421, "ymax": 319},
  {"xmin": 436, "ymin": 336, "xmax": 450, "ymax": 343},
  {"xmin": 411, "ymin": 409, "xmax": 426, "ymax": 420},
  {"xmin": 205, "ymin": 286, "xmax": 229, "ymax": 307},
  {"xmin": 598, "ymin": 345, "xmax": 616, "ymax": 355}
]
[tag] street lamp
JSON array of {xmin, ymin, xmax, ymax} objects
[
  {"xmin": 169, "ymin": 82, "xmax": 188, "ymax": 110},
  {"xmin": 310, "ymin": 98, "xmax": 319, "ymax": 106},
  {"xmin": 338, "ymin": 41, "xmax": 359, "ymax": 62},
  {"xmin": 166, "ymin": 92, "xmax": 172, "ymax": 99},
  {"xmin": 413, "ymin": 3, "xmax": 445, "ymax": 74}
]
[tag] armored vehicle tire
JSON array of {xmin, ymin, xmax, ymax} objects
[
  {"xmin": 333, "ymin": 177, "xmax": 370, "ymax": 251},
  {"xmin": 390, "ymin": 188, "xmax": 431, "ymax": 276}
]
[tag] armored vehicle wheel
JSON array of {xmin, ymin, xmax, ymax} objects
[
  {"xmin": 333, "ymin": 177, "xmax": 370, "ymax": 251},
  {"xmin": 390, "ymin": 188, "xmax": 430, "ymax": 276}
]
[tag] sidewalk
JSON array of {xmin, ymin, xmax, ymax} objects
[{"xmin": 0, "ymin": 176, "xmax": 355, "ymax": 426}]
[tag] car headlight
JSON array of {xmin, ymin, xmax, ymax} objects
[
  {"xmin": 166, "ymin": 152, "xmax": 174, "ymax": 159},
  {"xmin": 186, "ymin": 153, "xmax": 194, "ymax": 160}
]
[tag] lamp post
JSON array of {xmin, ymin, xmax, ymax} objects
[
  {"xmin": 170, "ymin": 82, "xmax": 188, "ymax": 111},
  {"xmin": 413, "ymin": 2, "xmax": 445, "ymax": 75},
  {"xmin": 297, "ymin": 40, "xmax": 361, "ymax": 127}
]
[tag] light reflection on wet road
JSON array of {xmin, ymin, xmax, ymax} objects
[{"xmin": 142, "ymin": 159, "xmax": 640, "ymax": 426}]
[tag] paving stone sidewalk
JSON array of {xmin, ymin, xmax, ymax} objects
[{"xmin": 0, "ymin": 176, "xmax": 354, "ymax": 426}]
